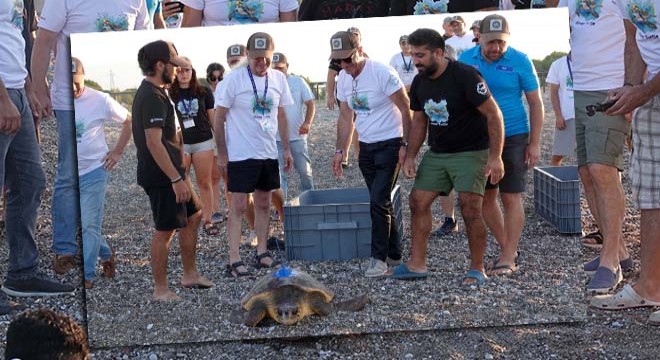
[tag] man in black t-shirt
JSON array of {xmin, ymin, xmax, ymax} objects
[
  {"xmin": 390, "ymin": 29, "xmax": 504, "ymax": 286},
  {"xmin": 298, "ymin": 0, "xmax": 390, "ymax": 21},
  {"xmin": 132, "ymin": 40, "xmax": 213, "ymax": 301}
]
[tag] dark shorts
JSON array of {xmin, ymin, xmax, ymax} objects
[
  {"xmin": 485, "ymin": 133, "xmax": 528, "ymax": 193},
  {"xmin": 145, "ymin": 185, "xmax": 201, "ymax": 231},
  {"xmin": 227, "ymin": 158, "xmax": 280, "ymax": 193}
]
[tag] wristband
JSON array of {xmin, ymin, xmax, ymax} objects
[
  {"xmin": 623, "ymin": 83, "xmax": 634, "ymax": 87},
  {"xmin": 171, "ymin": 176, "xmax": 183, "ymax": 184},
  {"xmin": 335, "ymin": 149, "xmax": 344, "ymax": 155}
]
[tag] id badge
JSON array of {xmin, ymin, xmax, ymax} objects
[
  {"xmin": 259, "ymin": 116, "xmax": 272, "ymax": 133},
  {"xmin": 183, "ymin": 118, "xmax": 195, "ymax": 129}
]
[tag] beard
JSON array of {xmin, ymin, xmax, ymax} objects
[
  {"xmin": 161, "ymin": 66, "xmax": 174, "ymax": 84},
  {"xmin": 416, "ymin": 60, "xmax": 439, "ymax": 78}
]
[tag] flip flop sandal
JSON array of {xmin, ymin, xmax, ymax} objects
[
  {"xmin": 204, "ymin": 222, "xmax": 220, "ymax": 236},
  {"xmin": 389, "ymin": 264, "xmax": 429, "ymax": 280},
  {"xmin": 582, "ymin": 231, "xmax": 603, "ymax": 249},
  {"xmin": 649, "ymin": 310, "xmax": 660, "ymax": 326},
  {"xmin": 226, "ymin": 261, "xmax": 252, "ymax": 278},
  {"xmin": 462, "ymin": 269, "xmax": 487, "ymax": 286},
  {"xmin": 488, "ymin": 263, "xmax": 518, "ymax": 276},
  {"xmin": 211, "ymin": 212, "xmax": 224, "ymax": 224},
  {"xmin": 590, "ymin": 284, "xmax": 660, "ymax": 310},
  {"xmin": 255, "ymin": 251, "xmax": 280, "ymax": 269}
]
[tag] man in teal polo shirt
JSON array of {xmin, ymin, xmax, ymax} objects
[{"xmin": 458, "ymin": 14, "xmax": 543, "ymax": 276}]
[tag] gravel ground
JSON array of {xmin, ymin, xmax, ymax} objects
[{"xmin": 3, "ymin": 92, "xmax": 659, "ymax": 359}]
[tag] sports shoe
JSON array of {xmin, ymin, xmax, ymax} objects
[
  {"xmin": 584, "ymin": 256, "xmax": 633, "ymax": 278},
  {"xmin": 386, "ymin": 256, "xmax": 402, "ymax": 266},
  {"xmin": 101, "ymin": 250, "xmax": 116, "ymax": 278},
  {"xmin": 1, "ymin": 274, "xmax": 75, "ymax": 297},
  {"xmin": 365, "ymin": 258, "xmax": 388, "ymax": 278},
  {"xmin": 434, "ymin": 217, "xmax": 458, "ymax": 236},
  {"xmin": 587, "ymin": 266, "xmax": 623, "ymax": 294},
  {"xmin": 53, "ymin": 254, "xmax": 76, "ymax": 275}
]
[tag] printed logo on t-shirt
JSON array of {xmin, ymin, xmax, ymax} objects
[
  {"xmin": 351, "ymin": 93, "xmax": 371, "ymax": 113},
  {"xmin": 424, "ymin": 99, "xmax": 449, "ymax": 126},
  {"xmin": 476, "ymin": 82, "xmax": 489, "ymax": 96},
  {"xmin": 228, "ymin": 0, "xmax": 264, "ymax": 23},
  {"xmin": 565, "ymin": 75, "xmax": 574, "ymax": 89},
  {"xmin": 11, "ymin": 0, "xmax": 23, "ymax": 31},
  {"xmin": 253, "ymin": 96, "xmax": 273, "ymax": 114},
  {"xmin": 177, "ymin": 99, "xmax": 199, "ymax": 118},
  {"xmin": 626, "ymin": 1, "xmax": 658, "ymax": 34},
  {"xmin": 75, "ymin": 120, "xmax": 85, "ymax": 143},
  {"xmin": 96, "ymin": 13, "xmax": 130, "ymax": 31},
  {"xmin": 413, "ymin": 0, "xmax": 449, "ymax": 14},
  {"xmin": 574, "ymin": 0, "xmax": 603, "ymax": 21}
]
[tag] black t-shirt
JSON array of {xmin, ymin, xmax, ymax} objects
[
  {"xmin": 389, "ymin": 0, "xmax": 498, "ymax": 15},
  {"xmin": 172, "ymin": 87, "xmax": 214, "ymax": 145},
  {"xmin": 298, "ymin": 0, "xmax": 390, "ymax": 20},
  {"xmin": 132, "ymin": 80, "xmax": 184, "ymax": 188},
  {"xmin": 410, "ymin": 60, "xmax": 491, "ymax": 153}
]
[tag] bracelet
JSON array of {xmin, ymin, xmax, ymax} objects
[
  {"xmin": 171, "ymin": 176, "xmax": 183, "ymax": 184},
  {"xmin": 623, "ymin": 82, "xmax": 635, "ymax": 87},
  {"xmin": 335, "ymin": 149, "xmax": 344, "ymax": 155},
  {"xmin": 400, "ymin": 141, "xmax": 409, "ymax": 147}
]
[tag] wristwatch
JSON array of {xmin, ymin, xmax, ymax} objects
[{"xmin": 400, "ymin": 140, "xmax": 409, "ymax": 147}]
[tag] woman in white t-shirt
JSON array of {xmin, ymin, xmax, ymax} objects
[
  {"xmin": 170, "ymin": 58, "xmax": 221, "ymax": 235},
  {"xmin": 180, "ymin": 0, "xmax": 298, "ymax": 26}
]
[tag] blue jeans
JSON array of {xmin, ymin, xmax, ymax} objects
[
  {"xmin": 358, "ymin": 137, "xmax": 402, "ymax": 262},
  {"xmin": 52, "ymin": 109, "xmax": 80, "ymax": 256},
  {"xmin": 0, "ymin": 88, "xmax": 46, "ymax": 281},
  {"xmin": 80, "ymin": 166, "xmax": 112, "ymax": 281},
  {"xmin": 277, "ymin": 139, "xmax": 314, "ymax": 198}
]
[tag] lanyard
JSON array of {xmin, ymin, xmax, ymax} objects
[
  {"xmin": 566, "ymin": 54, "xmax": 573, "ymax": 83},
  {"xmin": 246, "ymin": 66, "xmax": 268, "ymax": 114},
  {"xmin": 401, "ymin": 52, "xmax": 412, "ymax": 72}
]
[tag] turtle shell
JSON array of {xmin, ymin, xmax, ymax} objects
[{"xmin": 241, "ymin": 267, "xmax": 334, "ymax": 310}]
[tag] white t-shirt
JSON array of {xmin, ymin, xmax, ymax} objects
[
  {"xmin": 180, "ymin": 0, "xmax": 298, "ymax": 26},
  {"xmin": 277, "ymin": 74, "xmax": 315, "ymax": 142},
  {"xmin": 39, "ymin": 0, "xmax": 149, "ymax": 111},
  {"xmin": 0, "ymin": 0, "xmax": 27, "ymax": 89},
  {"xmin": 75, "ymin": 87, "xmax": 129, "ymax": 176},
  {"xmin": 616, "ymin": 0, "xmax": 660, "ymax": 80},
  {"xmin": 336, "ymin": 59, "xmax": 404, "ymax": 144},
  {"xmin": 546, "ymin": 55, "xmax": 575, "ymax": 120},
  {"xmin": 216, "ymin": 67, "xmax": 294, "ymax": 161},
  {"xmin": 389, "ymin": 52, "xmax": 418, "ymax": 87},
  {"xmin": 562, "ymin": 0, "xmax": 624, "ymax": 91},
  {"xmin": 445, "ymin": 33, "xmax": 475, "ymax": 59}
]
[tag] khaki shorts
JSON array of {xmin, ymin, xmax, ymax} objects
[
  {"xmin": 413, "ymin": 149, "xmax": 488, "ymax": 196},
  {"xmin": 575, "ymin": 90, "xmax": 631, "ymax": 170}
]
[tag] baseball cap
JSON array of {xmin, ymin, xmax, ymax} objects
[
  {"xmin": 272, "ymin": 52, "xmax": 288, "ymax": 66},
  {"xmin": 443, "ymin": 16, "xmax": 453, "ymax": 24},
  {"xmin": 226, "ymin": 44, "xmax": 247, "ymax": 59},
  {"xmin": 246, "ymin": 32, "xmax": 275, "ymax": 59},
  {"xmin": 138, "ymin": 40, "xmax": 186, "ymax": 69},
  {"xmin": 450, "ymin": 15, "xmax": 465, "ymax": 24},
  {"xmin": 71, "ymin": 57, "xmax": 84, "ymax": 83},
  {"xmin": 329, "ymin": 31, "xmax": 359, "ymax": 60},
  {"xmin": 347, "ymin": 26, "xmax": 361, "ymax": 35},
  {"xmin": 399, "ymin": 35, "xmax": 409, "ymax": 43},
  {"xmin": 479, "ymin": 14, "xmax": 510, "ymax": 43},
  {"xmin": 470, "ymin": 20, "xmax": 482, "ymax": 30}
]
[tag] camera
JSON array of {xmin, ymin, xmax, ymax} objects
[{"xmin": 585, "ymin": 100, "xmax": 616, "ymax": 117}]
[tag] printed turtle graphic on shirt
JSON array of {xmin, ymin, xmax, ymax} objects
[
  {"xmin": 96, "ymin": 14, "xmax": 129, "ymax": 31},
  {"xmin": 627, "ymin": 2, "xmax": 658, "ymax": 33},
  {"xmin": 253, "ymin": 96, "xmax": 273, "ymax": 114},
  {"xmin": 575, "ymin": 0, "xmax": 602, "ymax": 20},
  {"xmin": 424, "ymin": 99, "xmax": 449, "ymax": 127},
  {"xmin": 413, "ymin": 0, "xmax": 449, "ymax": 15},
  {"xmin": 75, "ymin": 120, "xmax": 85, "ymax": 143},
  {"xmin": 228, "ymin": 0, "xmax": 264, "ymax": 23},
  {"xmin": 11, "ymin": 0, "xmax": 23, "ymax": 31},
  {"xmin": 351, "ymin": 93, "xmax": 370, "ymax": 112}
]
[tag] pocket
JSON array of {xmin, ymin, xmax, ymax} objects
[{"xmin": 604, "ymin": 129, "xmax": 627, "ymax": 158}]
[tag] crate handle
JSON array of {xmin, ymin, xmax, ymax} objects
[{"xmin": 317, "ymin": 222, "xmax": 358, "ymax": 230}]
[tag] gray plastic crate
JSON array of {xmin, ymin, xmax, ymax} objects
[
  {"xmin": 283, "ymin": 186, "xmax": 403, "ymax": 261},
  {"xmin": 533, "ymin": 166, "xmax": 581, "ymax": 234}
]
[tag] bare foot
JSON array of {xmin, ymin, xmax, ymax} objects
[
  {"xmin": 181, "ymin": 274, "xmax": 214, "ymax": 289},
  {"xmin": 152, "ymin": 289, "xmax": 182, "ymax": 302}
]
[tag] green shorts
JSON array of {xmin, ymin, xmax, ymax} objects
[
  {"xmin": 413, "ymin": 149, "xmax": 488, "ymax": 196},
  {"xmin": 575, "ymin": 90, "xmax": 631, "ymax": 170}
]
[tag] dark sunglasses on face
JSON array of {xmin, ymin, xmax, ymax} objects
[
  {"xmin": 207, "ymin": 75, "xmax": 223, "ymax": 82},
  {"xmin": 340, "ymin": 55, "xmax": 354, "ymax": 64}
]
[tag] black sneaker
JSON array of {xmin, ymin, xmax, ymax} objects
[
  {"xmin": 434, "ymin": 217, "xmax": 458, "ymax": 236},
  {"xmin": 0, "ymin": 293, "xmax": 25, "ymax": 315},
  {"xmin": 267, "ymin": 236, "xmax": 286, "ymax": 251},
  {"xmin": 1, "ymin": 275, "xmax": 75, "ymax": 297}
]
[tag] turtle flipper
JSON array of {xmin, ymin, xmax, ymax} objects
[
  {"xmin": 309, "ymin": 292, "xmax": 332, "ymax": 316},
  {"xmin": 244, "ymin": 302, "xmax": 268, "ymax": 327},
  {"xmin": 334, "ymin": 294, "xmax": 370, "ymax": 312}
]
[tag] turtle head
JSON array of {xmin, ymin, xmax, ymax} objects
[{"xmin": 275, "ymin": 303, "xmax": 301, "ymax": 325}]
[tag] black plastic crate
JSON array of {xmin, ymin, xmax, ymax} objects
[{"xmin": 533, "ymin": 166, "xmax": 581, "ymax": 234}]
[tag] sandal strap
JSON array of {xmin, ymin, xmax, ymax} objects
[
  {"xmin": 229, "ymin": 260, "xmax": 246, "ymax": 269},
  {"xmin": 256, "ymin": 251, "xmax": 273, "ymax": 261}
]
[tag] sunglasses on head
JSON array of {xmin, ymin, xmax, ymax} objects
[{"xmin": 207, "ymin": 75, "xmax": 223, "ymax": 82}]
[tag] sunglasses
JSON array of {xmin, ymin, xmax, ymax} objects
[
  {"xmin": 340, "ymin": 54, "xmax": 355, "ymax": 64},
  {"xmin": 207, "ymin": 75, "xmax": 223, "ymax": 82}
]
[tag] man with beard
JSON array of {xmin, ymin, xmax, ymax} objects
[
  {"xmin": 330, "ymin": 30, "xmax": 412, "ymax": 278},
  {"xmin": 459, "ymin": 14, "xmax": 543, "ymax": 278},
  {"xmin": 390, "ymin": 28, "xmax": 504, "ymax": 285},
  {"xmin": 132, "ymin": 40, "xmax": 214, "ymax": 301},
  {"xmin": 214, "ymin": 32, "xmax": 293, "ymax": 278}
]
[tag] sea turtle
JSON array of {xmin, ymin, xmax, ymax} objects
[{"xmin": 238, "ymin": 267, "xmax": 370, "ymax": 326}]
